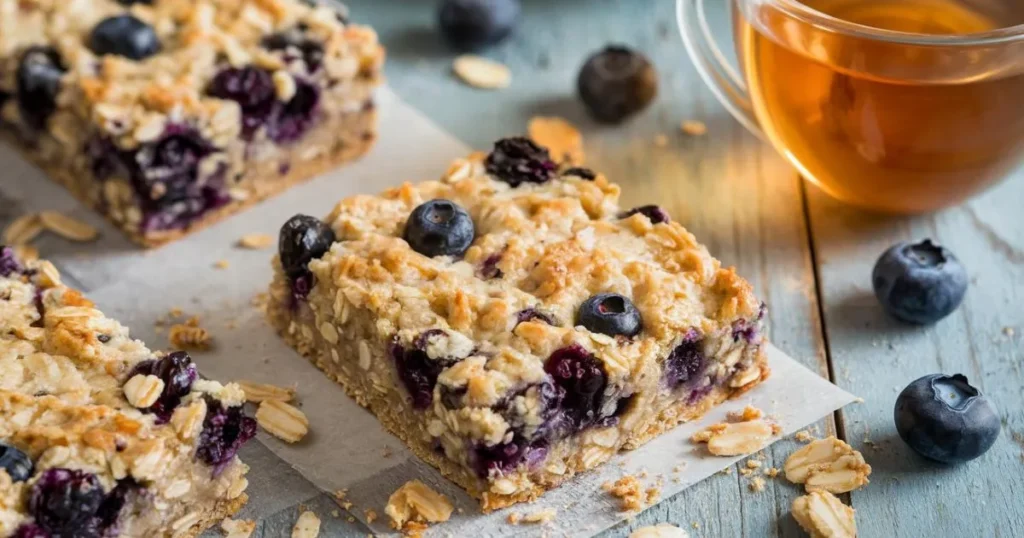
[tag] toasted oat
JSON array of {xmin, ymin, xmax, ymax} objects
[
  {"xmin": 238, "ymin": 233, "xmax": 275, "ymax": 249},
  {"xmin": 169, "ymin": 324, "xmax": 213, "ymax": 350},
  {"xmin": 791, "ymin": 491, "xmax": 856, "ymax": 538},
  {"xmin": 604, "ymin": 475, "xmax": 644, "ymax": 512},
  {"xmin": 365, "ymin": 508, "xmax": 378, "ymax": 524},
  {"xmin": 220, "ymin": 518, "xmax": 256, "ymax": 538},
  {"xmin": 528, "ymin": 116, "xmax": 584, "ymax": 166},
  {"xmin": 521, "ymin": 508, "xmax": 557, "ymax": 524},
  {"xmin": 784, "ymin": 436, "xmax": 871, "ymax": 494},
  {"xmin": 629, "ymin": 523, "xmax": 690, "ymax": 538},
  {"xmin": 384, "ymin": 480, "xmax": 454, "ymax": 531},
  {"xmin": 38, "ymin": 211, "xmax": 99, "ymax": 242},
  {"xmin": 13, "ymin": 244, "xmax": 40, "ymax": 262},
  {"xmin": 237, "ymin": 380, "xmax": 296, "ymax": 403},
  {"xmin": 4, "ymin": 213, "xmax": 44, "ymax": 245},
  {"xmin": 453, "ymin": 55, "xmax": 511, "ymax": 89},
  {"xmin": 681, "ymin": 120, "xmax": 707, "ymax": 136},
  {"xmin": 256, "ymin": 399, "xmax": 309, "ymax": 443},
  {"xmin": 291, "ymin": 510, "xmax": 321, "ymax": 538},
  {"xmin": 123, "ymin": 374, "xmax": 165, "ymax": 409},
  {"xmin": 728, "ymin": 405, "xmax": 764, "ymax": 422},
  {"xmin": 745, "ymin": 459, "xmax": 762, "ymax": 469},
  {"xmin": 693, "ymin": 419, "xmax": 776, "ymax": 456}
]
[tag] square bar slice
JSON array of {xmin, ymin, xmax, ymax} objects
[
  {"xmin": 0, "ymin": 0, "xmax": 384, "ymax": 247},
  {"xmin": 0, "ymin": 247, "xmax": 256, "ymax": 537},
  {"xmin": 266, "ymin": 138, "xmax": 769, "ymax": 510}
]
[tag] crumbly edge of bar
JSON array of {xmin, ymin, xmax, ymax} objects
[
  {"xmin": 177, "ymin": 493, "xmax": 248, "ymax": 538},
  {"xmin": 266, "ymin": 270, "xmax": 769, "ymax": 511},
  {"xmin": 0, "ymin": 106, "xmax": 376, "ymax": 247}
]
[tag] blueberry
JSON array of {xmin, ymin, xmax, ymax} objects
[
  {"xmin": 0, "ymin": 443, "xmax": 33, "ymax": 482},
  {"xmin": 479, "ymin": 251, "xmax": 503, "ymax": 279},
  {"xmin": 196, "ymin": 397, "xmax": 257, "ymax": 473},
  {"xmin": 484, "ymin": 137, "xmax": 557, "ymax": 187},
  {"xmin": 403, "ymin": 199, "xmax": 475, "ymax": 258},
  {"xmin": 278, "ymin": 215, "xmax": 336, "ymax": 279},
  {"xmin": 88, "ymin": 15, "xmax": 161, "ymax": 60},
  {"xmin": 620, "ymin": 205, "xmax": 670, "ymax": 224},
  {"xmin": 29, "ymin": 468, "xmax": 104, "ymax": 537},
  {"xmin": 390, "ymin": 333, "xmax": 455, "ymax": 409},
  {"xmin": 438, "ymin": 0, "xmax": 520, "ymax": 52},
  {"xmin": 544, "ymin": 344, "xmax": 607, "ymax": 430},
  {"xmin": 515, "ymin": 308, "xmax": 556, "ymax": 327},
  {"xmin": 663, "ymin": 331, "xmax": 705, "ymax": 388},
  {"xmin": 16, "ymin": 46, "xmax": 65, "ymax": 130},
  {"xmin": 128, "ymin": 351, "xmax": 197, "ymax": 422},
  {"xmin": 266, "ymin": 80, "xmax": 320, "ymax": 144},
  {"xmin": 577, "ymin": 45, "xmax": 658, "ymax": 124},
  {"xmin": 577, "ymin": 293, "xmax": 642, "ymax": 338},
  {"xmin": 895, "ymin": 374, "xmax": 1000, "ymax": 464},
  {"xmin": 1, "ymin": 245, "xmax": 24, "ymax": 277},
  {"xmin": 562, "ymin": 167, "xmax": 596, "ymax": 181},
  {"xmin": 12, "ymin": 524, "xmax": 49, "ymax": 538},
  {"xmin": 470, "ymin": 437, "xmax": 547, "ymax": 477},
  {"xmin": 262, "ymin": 29, "xmax": 326, "ymax": 72},
  {"xmin": 207, "ymin": 67, "xmax": 277, "ymax": 139},
  {"xmin": 872, "ymin": 239, "xmax": 967, "ymax": 325}
]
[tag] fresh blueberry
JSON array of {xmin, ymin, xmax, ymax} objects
[
  {"xmin": 620, "ymin": 205, "xmax": 670, "ymax": 224},
  {"xmin": 16, "ymin": 46, "xmax": 65, "ymax": 130},
  {"xmin": 577, "ymin": 293, "xmax": 643, "ymax": 338},
  {"xmin": 262, "ymin": 29, "xmax": 326, "ymax": 72},
  {"xmin": 562, "ymin": 167, "xmax": 596, "ymax": 181},
  {"xmin": 544, "ymin": 344, "xmax": 607, "ymax": 430},
  {"xmin": 128, "ymin": 351, "xmax": 197, "ymax": 423},
  {"xmin": 1, "ymin": 245, "xmax": 24, "ymax": 277},
  {"xmin": 88, "ymin": 15, "xmax": 161, "ymax": 60},
  {"xmin": 0, "ymin": 443, "xmax": 32, "ymax": 482},
  {"xmin": 196, "ymin": 397, "xmax": 257, "ymax": 473},
  {"xmin": 872, "ymin": 239, "xmax": 967, "ymax": 325},
  {"xmin": 577, "ymin": 45, "xmax": 658, "ymax": 124},
  {"xmin": 278, "ymin": 215, "xmax": 336, "ymax": 280},
  {"xmin": 12, "ymin": 524, "xmax": 49, "ymax": 538},
  {"xmin": 484, "ymin": 137, "xmax": 557, "ymax": 187},
  {"xmin": 207, "ymin": 67, "xmax": 277, "ymax": 139},
  {"xmin": 895, "ymin": 374, "xmax": 1000, "ymax": 464},
  {"xmin": 29, "ymin": 468, "xmax": 104, "ymax": 537},
  {"xmin": 438, "ymin": 0, "xmax": 520, "ymax": 52},
  {"xmin": 403, "ymin": 199, "xmax": 475, "ymax": 258},
  {"xmin": 663, "ymin": 331, "xmax": 705, "ymax": 388}
]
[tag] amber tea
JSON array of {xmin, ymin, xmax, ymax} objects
[{"xmin": 734, "ymin": 0, "xmax": 1024, "ymax": 213}]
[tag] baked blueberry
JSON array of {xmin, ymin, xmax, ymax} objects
[
  {"xmin": 895, "ymin": 374, "xmax": 1000, "ymax": 464},
  {"xmin": 663, "ymin": 332, "xmax": 704, "ymax": 388},
  {"xmin": 262, "ymin": 28, "xmax": 326, "ymax": 72},
  {"xmin": 279, "ymin": 215, "xmax": 336, "ymax": 279},
  {"xmin": 128, "ymin": 351, "xmax": 198, "ymax": 422},
  {"xmin": 403, "ymin": 199, "xmax": 475, "ymax": 258},
  {"xmin": 620, "ymin": 205, "xmax": 670, "ymax": 224},
  {"xmin": 577, "ymin": 293, "xmax": 642, "ymax": 337},
  {"xmin": 577, "ymin": 45, "xmax": 658, "ymax": 124},
  {"xmin": 0, "ymin": 443, "xmax": 33, "ymax": 482},
  {"xmin": 562, "ymin": 167, "xmax": 596, "ymax": 180},
  {"xmin": 207, "ymin": 67, "xmax": 277, "ymax": 138},
  {"xmin": 484, "ymin": 137, "xmax": 557, "ymax": 187},
  {"xmin": 88, "ymin": 15, "xmax": 161, "ymax": 60},
  {"xmin": 196, "ymin": 397, "xmax": 257, "ymax": 472},
  {"xmin": 1, "ymin": 245, "xmax": 24, "ymax": 277},
  {"xmin": 12, "ymin": 524, "xmax": 49, "ymax": 538},
  {"xmin": 266, "ymin": 80, "xmax": 320, "ymax": 143},
  {"xmin": 29, "ymin": 468, "xmax": 105, "ymax": 536},
  {"xmin": 872, "ymin": 239, "xmax": 967, "ymax": 325},
  {"xmin": 16, "ymin": 46, "xmax": 65, "ymax": 129},
  {"xmin": 515, "ymin": 307, "xmax": 556, "ymax": 327},
  {"xmin": 438, "ymin": 0, "xmax": 521, "ymax": 51},
  {"xmin": 544, "ymin": 344, "xmax": 607, "ymax": 430}
]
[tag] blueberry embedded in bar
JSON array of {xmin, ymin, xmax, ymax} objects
[{"xmin": 266, "ymin": 138, "xmax": 770, "ymax": 510}]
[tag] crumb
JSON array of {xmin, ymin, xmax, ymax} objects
[
  {"xmin": 719, "ymin": 467, "xmax": 733, "ymax": 475},
  {"xmin": 853, "ymin": 397, "xmax": 865, "ymax": 404},
  {"xmin": 728, "ymin": 405, "xmax": 764, "ymax": 422},
  {"xmin": 220, "ymin": 518, "xmax": 256, "ymax": 538},
  {"xmin": 522, "ymin": 508, "xmax": 557, "ymax": 524},
  {"xmin": 238, "ymin": 233, "xmax": 275, "ymax": 249},
  {"xmin": 673, "ymin": 464, "xmax": 687, "ymax": 473},
  {"xmin": 330, "ymin": 510, "xmax": 340, "ymax": 518},
  {"xmin": 346, "ymin": 516, "xmax": 355, "ymax": 524},
  {"xmin": 365, "ymin": 509, "xmax": 378, "ymax": 524},
  {"xmin": 654, "ymin": 134, "xmax": 669, "ymax": 147},
  {"xmin": 739, "ymin": 468, "xmax": 753, "ymax": 476},
  {"xmin": 749, "ymin": 477, "xmax": 766, "ymax": 493},
  {"xmin": 251, "ymin": 292, "xmax": 269, "ymax": 309},
  {"xmin": 765, "ymin": 467, "xmax": 780, "ymax": 478},
  {"xmin": 1003, "ymin": 326, "xmax": 1015, "ymax": 337},
  {"xmin": 692, "ymin": 522, "xmax": 701, "ymax": 529},
  {"xmin": 291, "ymin": 511, "xmax": 321, "ymax": 538},
  {"xmin": 385, "ymin": 480, "xmax": 454, "ymax": 532},
  {"xmin": 638, "ymin": 469, "xmax": 649, "ymax": 479},
  {"xmin": 681, "ymin": 120, "xmax": 707, "ymax": 136},
  {"xmin": 794, "ymin": 430, "xmax": 816, "ymax": 443},
  {"xmin": 746, "ymin": 459, "xmax": 762, "ymax": 469},
  {"xmin": 644, "ymin": 487, "xmax": 661, "ymax": 506},
  {"xmin": 169, "ymin": 323, "xmax": 212, "ymax": 350},
  {"xmin": 382, "ymin": 446, "xmax": 394, "ymax": 458},
  {"xmin": 604, "ymin": 475, "xmax": 644, "ymax": 512},
  {"xmin": 506, "ymin": 512, "xmax": 521, "ymax": 525},
  {"xmin": 214, "ymin": 260, "xmax": 230, "ymax": 269},
  {"xmin": 169, "ymin": 307, "xmax": 183, "ymax": 318}
]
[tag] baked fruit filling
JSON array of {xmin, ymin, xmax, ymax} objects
[
  {"xmin": 267, "ymin": 138, "xmax": 769, "ymax": 509},
  {"xmin": 0, "ymin": 247, "xmax": 256, "ymax": 537}
]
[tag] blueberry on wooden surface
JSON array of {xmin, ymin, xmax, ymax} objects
[
  {"xmin": 577, "ymin": 45, "xmax": 658, "ymax": 124},
  {"xmin": 0, "ymin": 443, "xmax": 33, "ymax": 482},
  {"xmin": 895, "ymin": 374, "xmax": 1000, "ymax": 464},
  {"xmin": 577, "ymin": 293, "xmax": 643, "ymax": 338},
  {"xmin": 88, "ymin": 15, "xmax": 161, "ymax": 60},
  {"xmin": 403, "ymin": 199, "xmax": 475, "ymax": 258},
  {"xmin": 278, "ymin": 214, "xmax": 336, "ymax": 279},
  {"xmin": 872, "ymin": 239, "xmax": 967, "ymax": 324},
  {"xmin": 16, "ymin": 46, "xmax": 65, "ymax": 129},
  {"xmin": 438, "ymin": 0, "xmax": 521, "ymax": 51}
]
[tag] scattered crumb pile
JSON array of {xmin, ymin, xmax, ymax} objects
[{"xmin": 385, "ymin": 480, "xmax": 454, "ymax": 537}]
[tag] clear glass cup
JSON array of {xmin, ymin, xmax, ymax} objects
[{"xmin": 678, "ymin": 0, "xmax": 1024, "ymax": 214}]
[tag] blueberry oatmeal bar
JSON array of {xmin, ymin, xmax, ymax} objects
[
  {"xmin": 0, "ymin": 247, "xmax": 256, "ymax": 536},
  {"xmin": 0, "ymin": 0, "xmax": 384, "ymax": 247},
  {"xmin": 266, "ymin": 138, "xmax": 769, "ymax": 510}
]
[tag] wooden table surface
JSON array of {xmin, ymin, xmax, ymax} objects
[{"xmin": 343, "ymin": 1, "xmax": 1024, "ymax": 536}]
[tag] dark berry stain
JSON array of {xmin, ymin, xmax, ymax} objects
[
  {"xmin": 390, "ymin": 332, "xmax": 456, "ymax": 410},
  {"xmin": 196, "ymin": 397, "xmax": 258, "ymax": 474},
  {"xmin": 663, "ymin": 331, "xmax": 706, "ymax": 388}
]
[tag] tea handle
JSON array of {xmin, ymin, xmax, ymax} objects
[{"xmin": 677, "ymin": 0, "xmax": 765, "ymax": 140}]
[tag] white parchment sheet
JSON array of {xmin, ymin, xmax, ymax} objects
[{"xmin": 4, "ymin": 87, "xmax": 856, "ymax": 537}]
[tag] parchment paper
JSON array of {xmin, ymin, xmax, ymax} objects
[{"xmin": 4, "ymin": 87, "xmax": 857, "ymax": 536}]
